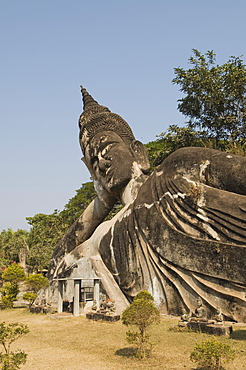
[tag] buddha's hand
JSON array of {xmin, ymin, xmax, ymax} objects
[
  {"xmin": 94, "ymin": 180, "xmax": 117, "ymax": 209},
  {"xmin": 54, "ymin": 247, "xmax": 83, "ymax": 278}
]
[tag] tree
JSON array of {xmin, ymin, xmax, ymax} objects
[
  {"xmin": 0, "ymin": 322, "xmax": 29, "ymax": 370},
  {"xmin": 25, "ymin": 182, "xmax": 97, "ymax": 272},
  {"xmin": 146, "ymin": 124, "xmax": 245, "ymax": 170},
  {"xmin": 61, "ymin": 182, "xmax": 97, "ymax": 224},
  {"xmin": 173, "ymin": 49, "xmax": 246, "ymax": 142},
  {"xmin": 145, "ymin": 125, "xmax": 206, "ymax": 168},
  {"xmin": 0, "ymin": 229, "xmax": 29, "ymax": 267},
  {"xmin": 121, "ymin": 291, "xmax": 160, "ymax": 358},
  {"xmin": 26, "ymin": 211, "xmax": 69, "ymax": 272},
  {"xmin": 0, "ymin": 264, "xmax": 26, "ymax": 309},
  {"xmin": 62, "ymin": 181, "xmax": 123, "ymax": 222}
]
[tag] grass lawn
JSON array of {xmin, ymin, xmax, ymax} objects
[{"xmin": 0, "ymin": 308, "xmax": 245, "ymax": 370}]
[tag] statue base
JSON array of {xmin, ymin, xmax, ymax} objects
[
  {"xmin": 86, "ymin": 312, "xmax": 120, "ymax": 322},
  {"xmin": 29, "ymin": 305, "xmax": 52, "ymax": 314},
  {"xmin": 205, "ymin": 323, "xmax": 233, "ymax": 336},
  {"xmin": 187, "ymin": 320, "xmax": 232, "ymax": 336}
]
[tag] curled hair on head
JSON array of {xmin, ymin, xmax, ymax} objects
[{"xmin": 79, "ymin": 86, "xmax": 135, "ymax": 153}]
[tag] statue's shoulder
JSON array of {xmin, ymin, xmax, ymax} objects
[
  {"xmin": 157, "ymin": 146, "xmax": 246, "ymax": 177},
  {"xmin": 161, "ymin": 146, "xmax": 246, "ymax": 164},
  {"xmin": 159, "ymin": 147, "xmax": 220, "ymax": 165},
  {"xmin": 147, "ymin": 146, "xmax": 246, "ymax": 197},
  {"xmin": 150, "ymin": 147, "xmax": 205, "ymax": 176}
]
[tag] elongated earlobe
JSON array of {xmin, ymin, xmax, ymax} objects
[{"xmin": 130, "ymin": 140, "xmax": 150, "ymax": 173}]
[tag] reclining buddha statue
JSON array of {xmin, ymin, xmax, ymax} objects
[{"xmin": 49, "ymin": 86, "xmax": 246, "ymax": 321}]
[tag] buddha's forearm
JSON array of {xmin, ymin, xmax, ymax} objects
[
  {"xmin": 74, "ymin": 195, "xmax": 116, "ymax": 245},
  {"xmin": 48, "ymin": 195, "xmax": 116, "ymax": 278}
]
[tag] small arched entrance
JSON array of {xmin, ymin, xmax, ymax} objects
[{"xmin": 57, "ymin": 278, "xmax": 100, "ymax": 316}]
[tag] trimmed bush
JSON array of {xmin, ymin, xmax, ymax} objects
[{"xmin": 190, "ymin": 336, "xmax": 236, "ymax": 370}]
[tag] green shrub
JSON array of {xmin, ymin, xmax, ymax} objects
[
  {"xmin": 22, "ymin": 292, "xmax": 37, "ymax": 308},
  {"xmin": 121, "ymin": 291, "xmax": 160, "ymax": 358},
  {"xmin": 1, "ymin": 264, "xmax": 25, "ymax": 283},
  {"xmin": 190, "ymin": 336, "xmax": 236, "ymax": 370},
  {"xmin": 24, "ymin": 274, "xmax": 49, "ymax": 293},
  {"xmin": 0, "ymin": 264, "xmax": 26, "ymax": 309},
  {"xmin": 0, "ymin": 283, "xmax": 19, "ymax": 309},
  {"xmin": 0, "ymin": 322, "xmax": 29, "ymax": 369},
  {"xmin": 23, "ymin": 274, "xmax": 49, "ymax": 309},
  {"xmin": 0, "ymin": 351, "xmax": 27, "ymax": 370}
]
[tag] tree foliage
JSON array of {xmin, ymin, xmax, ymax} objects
[
  {"xmin": 0, "ymin": 230, "xmax": 29, "ymax": 266},
  {"xmin": 24, "ymin": 274, "xmax": 49, "ymax": 294},
  {"xmin": 121, "ymin": 291, "xmax": 160, "ymax": 358},
  {"xmin": 0, "ymin": 322, "xmax": 29, "ymax": 370},
  {"xmin": 0, "ymin": 183, "xmax": 97, "ymax": 273},
  {"xmin": 173, "ymin": 49, "xmax": 246, "ymax": 142},
  {"xmin": 25, "ymin": 182, "xmax": 97, "ymax": 272},
  {"xmin": 145, "ymin": 125, "xmax": 206, "ymax": 168},
  {"xmin": 26, "ymin": 211, "xmax": 69, "ymax": 272},
  {"xmin": 61, "ymin": 182, "xmax": 97, "ymax": 224}
]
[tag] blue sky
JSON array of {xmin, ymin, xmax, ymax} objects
[{"xmin": 1, "ymin": 0, "xmax": 246, "ymax": 231}]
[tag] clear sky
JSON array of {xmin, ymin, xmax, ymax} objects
[{"xmin": 1, "ymin": 0, "xmax": 246, "ymax": 231}]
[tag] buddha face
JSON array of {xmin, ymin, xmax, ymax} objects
[
  {"xmin": 197, "ymin": 298, "xmax": 202, "ymax": 307},
  {"xmin": 83, "ymin": 131, "xmax": 136, "ymax": 197}
]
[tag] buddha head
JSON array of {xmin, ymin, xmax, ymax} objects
[
  {"xmin": 196, "ymin": 297, "xmax": 203, "ymax": 307},
  {"xmin": 78, "ymin": 86, "xmax": 150, "ymax": 198}
]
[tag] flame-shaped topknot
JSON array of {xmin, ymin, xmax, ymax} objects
[{"xmin": 80, "ymin": 85, "xmax": 101, "ymax": 112}]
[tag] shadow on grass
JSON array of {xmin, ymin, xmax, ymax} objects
[
  {"xmin": 192, "ymin": 368, "xmax": 217, "ymax": 370},
  {"xmin": 115, "ymin": 347, "xmax": 138, "ymax": 358},
  {"xmin": 231, "ymin": 329, "xmax": 246, "ymax": 340}
]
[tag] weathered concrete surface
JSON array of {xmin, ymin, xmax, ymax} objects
[
  {"xmin": 47, "ymin": 87, "xmax": 246, "ymax": 322},
  {"xmin": 90, "ymin": 255, "xmax": 129, "ymax": 314},
  {"xmin": 95, "ymin": 147, "xmax": 246, "ymax": 321}
]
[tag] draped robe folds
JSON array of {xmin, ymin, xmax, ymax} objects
[{"xmin": 98, "ymin": 147, "xmax": 246, "ymax": 322}]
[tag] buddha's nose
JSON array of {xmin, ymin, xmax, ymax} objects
[{"xmin": 98, "ymin": 158, "xmax": 111, "ymax": 174}]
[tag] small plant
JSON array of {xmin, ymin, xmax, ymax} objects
[
  {"xmin": 190, "ymin": 336, "xmax": 236, "ymax": 370},
  {"xmin": 22, "ymin": 292, "xmax": 37, "ymax": 308},
  {"xmin": 0, "ymin": 321, "xmax": 29, "ymax": 370},
  {"xmin": 121, "ymin": 291, "xmax": 160, "ymax": 358},
  {"xmin": 23, "ymin": 274, "xmax": 49, "ymax": 309},
  {"xmin": 187, "ymin": 181, "xmax": 203, "ymax": 205}
]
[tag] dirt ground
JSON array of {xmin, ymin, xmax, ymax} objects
[{"xmin": 0, "ymin": 308, "xmax": 245, "ymax": 370}]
